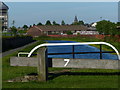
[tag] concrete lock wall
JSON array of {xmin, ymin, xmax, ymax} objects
[
  {"xmin": 10, "ymin": 57, "xmax": 38, "ymax": 67},
  {"xmin": 10, "ymin": 57, "xmax": 120, "ymax": 69},
  {"xmin": 52, "ymin": 58, "xmax": 119, "ymax": 69}
]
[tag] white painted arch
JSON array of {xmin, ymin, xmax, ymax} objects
[{"xmin": 27, "ymin": 42, "xmax": 120, "ymax": 60}]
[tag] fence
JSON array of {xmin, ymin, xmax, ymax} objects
[
  {"xmin": 26, "ymin": 42, "xmax": 120, "ymax": 60},
  {"xmin": 10, "ymin": 42, "xmax": 120, "ymax": 82}
]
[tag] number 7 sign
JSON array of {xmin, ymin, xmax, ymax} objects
[{"xmin": 64, "ymin": 59, "xmax": 70, "ymax": 67}]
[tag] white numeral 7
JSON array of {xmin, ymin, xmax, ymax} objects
[{"xmin": 64, "ymin": 59, "xmax": 70, "ymax": 67}]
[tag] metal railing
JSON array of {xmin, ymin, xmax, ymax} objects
[
  {"xmin": 18, "ymin": 42, "xmax": 120, "ymax": 60},
  {"xmin": 47, "ymin": 45, "xmax": 115, "ymax": 59}
]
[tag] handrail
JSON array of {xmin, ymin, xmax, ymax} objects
[
  {"xmin": 26, "ymin": 42, "xmax": 120, "ymax": 60},
  {"xmin": 18, "ymin": 52, "xmax": 29, "ymax": 57}
]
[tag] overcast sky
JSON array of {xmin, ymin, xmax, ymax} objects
[{"xmin": 5, "ymin": 2, "xmax": 118, "ymax": 27}]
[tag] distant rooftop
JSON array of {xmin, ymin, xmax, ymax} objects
[
  {"xmin": 35, "ymin": 25, "xmax": 88, "ymax": 31},
  {"xmin": 0, "ymin": 2, "xmax": 9, "ymax": 10}
]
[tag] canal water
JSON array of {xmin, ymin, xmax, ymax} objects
[{"xmin": 46, "ymin": 40, "xmax": 118, "ymax": 60}]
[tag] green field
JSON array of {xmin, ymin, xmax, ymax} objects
[{"xmin": 2, "ymin": 36, "xmax": 120, "ymax": 88}]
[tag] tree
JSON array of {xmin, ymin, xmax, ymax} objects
[
  {"xmin": 18, "ymin": 30, "xmax": 26, "ymax": 36},
  {"xmin": 85, "ymin": 23, "xmax": 90, "ymax": 27},
  {"xmin": 116, "ymin": 22, "xmax": 120, "ymax": 35},
  {"xmin": 72, "ymin": 20, "xmax": 84, "ymax": 25},
  {"xmin": 37, "ymin": 22, "xmax": 43, "ymax": 26},
  {"xmin": 18, "ymin": 27, "xmax": 21, "ymax": 29},
  {"xmin": 61, "ymin": 20, "xmax": 65, "ymax": 25},
  {"xmin": 71, "ymin": 22, "xmax": 78, "ymax": 25},
  {"xmin": 78, "ymin": 20, "xmax": 84, "ymax": 25},
  {"xmin": 45, "ymin": 20, "xmax": 52, "ymax": 25},
  {"xmin": 29, "ymin": 25, "xmax": 32, "ymax": 28},
  {"xmin": 117, "ymin": 22, "xmax": 120, "ymax": 26},
  {"xmin": 11, "ymin": 26, "xmax": 17, "ymax": 36},
  {"xmin": 33, "ymin": 24, "xmax": 36, "ymax": 26},
  {"xmin": 66, "ymin": 31, "xmax": 73, "ymax": 35},
  {"xmin": 96, "ymin": 20, "xmax": 117, "ymax": 35},
  {"xmin": 23, "ymin": 25, "xmax": 28, "ymax": 30},
  {"xmin": 52, "ymin": 21, "xmax": 59, "ymax": 25}
]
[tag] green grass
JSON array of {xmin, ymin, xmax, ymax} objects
[
  {"xmin": 2, "ymin": 75, "xmax": 119, "ymax": 88},
  {"xmin": 2, "ymin": 38, "xmax": 120, "ymax": 88}
]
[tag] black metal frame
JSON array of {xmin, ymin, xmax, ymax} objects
[{"xmin": 47, "ymin": 44, "xmax": 115, "ymax": 59}]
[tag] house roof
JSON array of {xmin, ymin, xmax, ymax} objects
[
  {"xmin": 34, "ymin": 25, "xmax": 88, "ymax": 31},
  {"xmin": 0, "ymin": 2, "xmax": 9, "ymax": 10}
]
